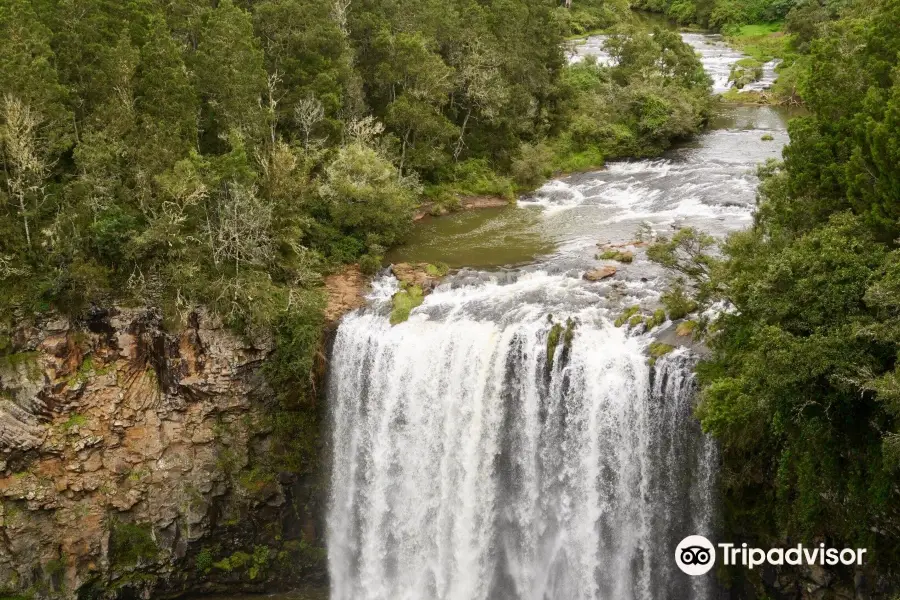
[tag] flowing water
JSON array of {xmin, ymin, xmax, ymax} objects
[{"xmin": 327, "ymin": 33, "xmax": 797, "ymax": 600}]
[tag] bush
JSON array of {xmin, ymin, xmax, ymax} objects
[
  {"xmin": 511, "ymin": 142, "xmax": 554, "ymax": 190},
  {"xmin": 358, "ymin": 254, "xmax": 383, "ymax": 275},
  {"xmin": 432, "ymin": 159, "xmax": 515, "ymax": 199},
  {"xmin": 661, "ymin": 281, "xmax": 699, "ymax": 320},
  {"xmin": 109, "ymin": 522, "xmax": 158, "ymax": 567},
  {"xmin": 319, "ymin": 142, "xmax": 420, "ymax": 248}
]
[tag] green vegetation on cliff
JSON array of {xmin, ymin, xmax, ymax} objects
[{"xmin": 649, "ymin": 0, "xmax": 900, "ymax": 590}]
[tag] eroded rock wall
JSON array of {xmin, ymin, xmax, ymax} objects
[{"xmin": 0, "ymin": 308, "xmax": 325, "ymax": 599}]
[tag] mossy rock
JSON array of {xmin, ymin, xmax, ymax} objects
[
  {"xmin": 390, "ymin": 284, "xmax": 424, "ymax": 325},
  {"xmin": 597, "ymin": 249, "xmax": 634, "ymax": 263},
  {"xmin": 648, "ymin": 342, "xmax": 675, "ymax": 365},
  {"xmin": 425, "ymin": 262, "xmax": 450, "ymax": 277},
  {"xmin": 644, "ymin": 308, "xmax": 666, "ymax": 330},
  {"xmin": 614, "ymin": 305, "xmax": 641, "ymax": 327},
  {"xmin": 109, "ymin": 521, "xmax": 158, "ymax": 567},
  {"xmin": 546, "ymin": 318, "xmax": 577, "ymax": 371},
  {"xmin": 675, "ymin": 320, "xmax": 698, "ymax": 337},
  {"xmin": 761, "ymin": 133, "xmax": 774, "ymax": 141}
]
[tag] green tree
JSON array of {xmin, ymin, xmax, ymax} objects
[
  {"xmin": 192, "ymin": 0, "xmax": 267, "ymax": 149},
  {"xmin": 253, "ymin": 0, "xmax": 351, "ymax": 138},
  {"xmin": 318, "ymin": 133, "xmax": 419, "ymax": 250}
]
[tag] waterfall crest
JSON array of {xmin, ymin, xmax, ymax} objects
[{"xmin": 327, "ymin": 290, "xmax": 717, "ymax": 600}]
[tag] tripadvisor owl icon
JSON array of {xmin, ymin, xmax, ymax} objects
[{"xmin": 676, "ymin": 535, "xmax": 716, "ymax": 576}]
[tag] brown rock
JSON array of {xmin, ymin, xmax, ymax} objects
[
  {"xmin": 390, "ymin": 263, "xmax": 449, "ymax": 293},
  {"xmin": 583, "ymin": 266, "xmax": 617, "ymax": 281},
  {"xmin": 324, "ymin": 264, "xmax": 369, "ymax": 323}
]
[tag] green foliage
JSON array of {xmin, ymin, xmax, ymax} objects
[
  {"xmin": 425, "ymin": 262, "xmax": 449, "ymax": 277},
  {"xmin": 597, "ymin": 249, "xmax": 634, "ymax": 262},
  {"xmin": 510, "ymin": 142, "xmax": 556, "ymax": 189},
  {"xmin": 614, "ymin": 305, "xmax": 641, "ymax": 327},
  {"xmin": 635, "ymin": 0, "xmax": 798, "ymax": 33},
  {"xmin": 319, "ymin": 141, "xmax": 419, "ymax": 249},
  {"xmin": 429, "ymin": 159, "xmax": 515, "ymax": 199},
  {"xmin": 195, "ymin": 548, "xmax": 214, "ymax": 574},
  {"xmin": 237, "ymin": 467, "xmax": 277, "ymax": 497},
  {"xmin": 210, "ymin": 546, "xmax": 270, "ymax": 579},
  {"xmin": 559, "ymin": 0, "xmax": 627, "ymax": 37},
  {"xmin": 661, "ymin": 281, "xmax": 699, "ymax": 320},
  {"xmin": 0, "ymin": 0, "xmax": 717, "ymax": 334},
  {"xmin": 192, "ymin": 0, "xmax": 267, "ymax": 143},
  {"xmin": 505, "ymin": 27, "xmax": 713, "ymax": 189},
  {"xmin": 212, "ymin": 550, "xmax": 250, "ymax": 573},
  {"xmin": 109, "ymin": 522, "xmax": 158, "ymax": 567},
  {"xmin": 390, "ymin": 284, "xmax": 424, "ymax": 325},
  {"xmin": 647, "ymin": 341, "xmax": 674, "ymax": 365},
  {"xmin": 262, "ymin": 300, "xmax": 325, "ymax": 474},
  {"xmin": 644, "ymin": 308, "xmax": 667, "ymax": 329},
  {"xmin": 358, "ymin": 254, "xmax": 383, "ymax": 275}
]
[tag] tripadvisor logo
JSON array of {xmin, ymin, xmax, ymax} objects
[
  {"xmin": 675, "ymin": 535, "xmax": 868, "ymax": 576},
  {"xmin": 676, "ymin": 535, "xmax": 716, "ymax": 575}
]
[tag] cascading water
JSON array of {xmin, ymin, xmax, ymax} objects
[
  {"xmin": 328, "ymin": 275, "xmax": 716, "ymax": 600},
  {"xmin": 327, "ymin": 31, "xmax": 794, "ymax": 600}
]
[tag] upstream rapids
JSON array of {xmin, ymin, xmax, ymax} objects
[{"xmin": 326, "ymin": 32, "xmax": 793, "ymax": 600}]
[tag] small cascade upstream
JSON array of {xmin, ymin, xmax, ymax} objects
[{"xmin": 327, "ymin": 31, "xmax": 793, "ymax": 600}]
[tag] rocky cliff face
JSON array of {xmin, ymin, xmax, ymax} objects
[{"xmin": 0, "ymin": 308, "xmax": 325, "ymax": 599}]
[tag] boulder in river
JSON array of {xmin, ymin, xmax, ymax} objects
[
  {"xmin": 583, "ymin": 266, "xmax": 617, "ymax": 281},
  {"xmin": 391, "ymin": 262, "xmax": 448, "ymax": 291}
]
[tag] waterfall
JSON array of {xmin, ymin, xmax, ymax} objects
[{"xmin": 326, "ymin": 277, "xmax": 718, "ymax": 600}]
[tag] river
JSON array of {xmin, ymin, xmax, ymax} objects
[{"xmin": 207, "ymin": 30, "xmax": 798, "ymax": 600}]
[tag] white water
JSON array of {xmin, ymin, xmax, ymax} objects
[
  {"xmin": 329, "ymin": 301, "xmax": 716, "ymax": 600},
  {"xmin": 327, "ymin": 32, "xmax": 787, "ymax": 600}
]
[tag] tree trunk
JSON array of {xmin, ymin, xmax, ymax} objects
[
  {"xmin": 18, "ymin": 194, "xmax": 31, "ymax": 248},
  {"xmin": 399, "ymin": 130, "xmax": 410, "ymax": 175},
  {"xmin": 454, "ymin": 108, "xmax": 472, "ymax": 161}
]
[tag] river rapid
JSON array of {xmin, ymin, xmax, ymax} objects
[{"xmin": 201, "ymin": 30, "xmax": 798, "ymax": 600}]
